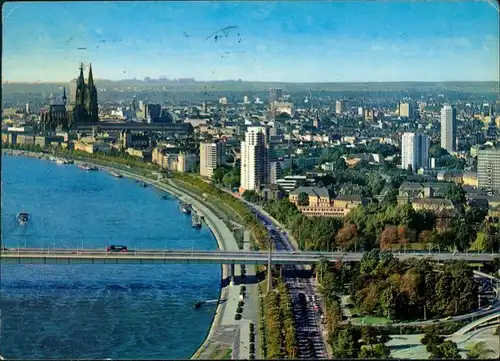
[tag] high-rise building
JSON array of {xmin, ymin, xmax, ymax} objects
[
  {"xmin": 199, "ymin": 141, "xmax": 224, "ymax": 178},
  {"xmin": 240, "ymin": 126, "xmax": 269, "ymax": 193},
  {"xmin": 269, "ymin": 161, "xmax": 282, "ymax": 185},
  {"xmin": 440, "ymin": 104, "xmax": 457, "ymax": 153},
  {"xmin": 336, "ymin": 100, "xmax": 347, "ymax": 114},
  {"xmin": 478, "ymin": 147, "xmax": 500, "ymax": 194},
  {"xmin": 268, "ymin": 88, "xmax": 283, "ymax": 102},
  {"xmin": 401, "ymin": 132, "xmax": 430, "ymax": 171},
  {"xmin": 145, "ymin": 104, "xmax": 161, "ymax": 123},
  {"xmin": 72, "ymin": 63, "xmax": 99, "ymax": 124},
  {"xmin": 399, "ymin": 102, "xmax": 413, "ymax": 118}
]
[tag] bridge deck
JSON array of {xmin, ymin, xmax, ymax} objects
[{"xmin": 1, "ymin": 249, "xmax": 499, "ymax": 265}]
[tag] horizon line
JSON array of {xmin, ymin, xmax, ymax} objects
[{"xmin": 3, "ymin": 79, "xmax": 499, "ymax": 85}]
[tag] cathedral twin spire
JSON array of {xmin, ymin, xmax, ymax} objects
[{"xmin": 73, "ymin": 63, "xmax": 99, "ymax": 123}]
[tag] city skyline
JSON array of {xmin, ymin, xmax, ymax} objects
[{"xmin": 2, "ymin": 1, "xmax": 499, "ymax": 83}]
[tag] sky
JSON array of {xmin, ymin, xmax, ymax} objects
[{"xmin": 2, "ymin": 1, "xmax": 499, "ymax": 83}]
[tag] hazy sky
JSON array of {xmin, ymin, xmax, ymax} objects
[{"xmin": 2, "ymin": 1, "xmax": 499, "ymax": 83}]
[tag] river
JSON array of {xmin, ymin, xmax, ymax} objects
[{"xmin": 0, "ymin": 154, "xmax": 221, "ymax": 359}]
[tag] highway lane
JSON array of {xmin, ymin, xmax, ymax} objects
[{"xmin": 246, "ymin": 205, "xmax": 328, "ymax": 359}]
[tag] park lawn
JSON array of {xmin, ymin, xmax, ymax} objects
[
  {"xmin": 208, "ymin": 346, "xmax": 232, "ymax": 360},
  {"xmin": 351, "ymin": 315, "xmax": 390, "ymax": 325}
]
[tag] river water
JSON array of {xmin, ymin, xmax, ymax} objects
[{"xmin": 0, "ymin": 154, "xmax": 221, "ymax": 359}]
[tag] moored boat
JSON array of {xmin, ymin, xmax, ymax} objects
[
  {"xmin": 180, "ymin": 202, "xmax": 192, "ymax": 215},
  {"xmin": 109, "ymin": 171, "xmax": 123, "ymax": 178},
  {"xmin": 192, "ymin": 211, "xmax": 202, "ymax": 229}
]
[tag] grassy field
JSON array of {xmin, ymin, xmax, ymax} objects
[{"xmin": 208, "ymin": 346, "xmax": 232, "ymax": 360}]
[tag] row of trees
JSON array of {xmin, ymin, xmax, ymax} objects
[
  {"xmin": 3, "ymin": 141, "xmax": 159, "ymax": 171},
  {"xmin": 352, "ymin": 252, "xmax": 478, "ymax": 320},
  {"xmin": 261, "ymin": 278, "xmax": 298, "ymax": 359},
  {"xmin": 316, "ymin": 251, "xmax": 478, "ymax": 322},
  {"xmin": 329, "ymin": 324, "xmax": 391, "ymax": 358},
  {"xmin": 173, "ymin": 173, "xmax": 269, "ymax": 248}
]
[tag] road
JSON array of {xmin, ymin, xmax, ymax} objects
[{"xmin": 246, "ymin": 204, "xmax": 328, "ymax": 359}]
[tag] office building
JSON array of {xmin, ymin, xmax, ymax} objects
[
  {"xmin": 336, "ymin": 100, "xmax": 347, "ymax": 114},
  {"xmin": 441, "ymin": 104, "xmax": 457, "ymax": 153},
  {"xmin": 399, "ymin": 102, "xmax": 413, "ymax": 118},
  {"xmin": 268, "ymin": 88, "xmax": 283, "ymax": 102},
  {"xmin": 401, "ymin": 132, "xmax": 430, "ymax": 171},
  {"xmin": 240, "ymin": 126, "xmax": 268, "ymax": 193},
  {"xmin": 269, "ymin": 161, "xmax": 282, "ymax": 185},
  {"xmin": 478, "ymin": 147, "xmax": 500, "ymax": 194},
  {"xmin": 199, "ymin": 141, "xmax": 225, "ymax": 178}
]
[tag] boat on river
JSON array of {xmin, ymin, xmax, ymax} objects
[
  {"xmin": 110, "ymin": 171, "xmax": 123, "ymax": 178},
  {"xmin": 192, "ymin": 211, "xmax": 202, "ymax": 229},
  {"xmin": 17, "ymin": 212, "xmax": 29, "ymax": 225},
  {"xmin": 78, "ymin": 164, "xmax": 98, "ymax": 171},
  {"xmin": 180, "ymin": 202, "xmax": 192, "ymax": 215}
]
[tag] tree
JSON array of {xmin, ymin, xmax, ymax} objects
[
  {"xmin": 242, "ymin": 190, "xmax": 260, "ymax": 203},
  {"xmin": 297, "ymin": 192, "xmax": 309, "ymax": 206},
  {"xmin": 465, "ymin": 341, "xmax": 495, "ymax": 359},
  {"xmin": 211, "ymin": 167, "xmax": 225, "ymax": 184},
  {"xmin": 335, "ymin": 225, "xmax": 359, "ymax": 251},
  {"xmin": 331, "ymin": 325, "xmax": 362, "ymax": 358},
  {"xmin": 380, "ymin": 226, "xmax": 399, "ymax": 250},
  {"xmin": 429, "ymin": 145, "xmax": 449, "ymax": 158},
  {"xmin": 359, "ymin": 344, "xmax": 391, "ymax": 358},
  {"xmin": 445, "ymin": 184, "xmax": 467, "ymax": 206},
  {"xmin": 431, "ymin": 340, "xmax": 461, "ymax": 359},
  {"xmin": 421, "ymin": 327, "xmax": 445, "ymax": 354}
]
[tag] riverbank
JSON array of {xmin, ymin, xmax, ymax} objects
[{"xmin": 4, "ymin": 149, "xmax": 253, "ymax": 360}]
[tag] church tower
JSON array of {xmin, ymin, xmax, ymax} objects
[
  {"xmin": 86, "ymin": 64, "xmax": 99, "ymax": 123},
  {"xmin": 62, "ymin": 87, "xmax": 67, "ymax": 106}
]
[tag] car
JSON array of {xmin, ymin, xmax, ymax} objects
[
  {"xmin": 445, "ymin": 316, "xmax": 452, "ymax": 320},
  {"xmin": 106, "ymin": 245, "xmax": 128, "ymax": 252}
]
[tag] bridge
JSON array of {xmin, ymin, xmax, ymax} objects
[
  {"xmin": 454, "ymin": 311, "xmax": 500, "ymax": 335},
  {"xmin": 1, "ymin": 249, "xmax": 499, "ymax": 265}
]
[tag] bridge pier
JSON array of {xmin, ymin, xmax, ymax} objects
[{"xmin": 230, "ymin": 264, "xmax": 235, "ymax": 286}]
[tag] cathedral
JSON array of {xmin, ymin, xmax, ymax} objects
[
  {"xmin": 39, "ymin": 63, "xmax": 99, "ymax": 133},
  {"xmin": 72, "ymin": 63, "xmax": 99, "ymax": 123},
  {"xmin": 40, "ymin": 88, "xmax": 70, "ymax": 133}
]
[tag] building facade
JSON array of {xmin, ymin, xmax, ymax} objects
[
  {"xmin": 478, "ymin": 147, "xmax": 500, "ymax": 194},
  {"xmin": 336, "ymin": 100, "xmax": 347, "ymax": 114},
  {"xmin": 399, "ymin": 102, "xmax": 413, "ymax": 118},
  {"xmin": 240, "ymin": 126, "xmax": 268, "ymax": 193},
  {"xmin": 199, "ymin": 141, "xmax": 225, "ymax": 178},
  {"xmin": 40, "ymin": 88, "xmax": 70, "ymax": 132},
  {"xmin": 268, "ymin": 88, "xmax": 283, "ymax": 102},
  {"xmin": 440, "ymin": 104, "xmax": 457, "ymax": 153},
  {"xmin": 401, "ymin": 132, "xmax": 429, "ymax": 171}
]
